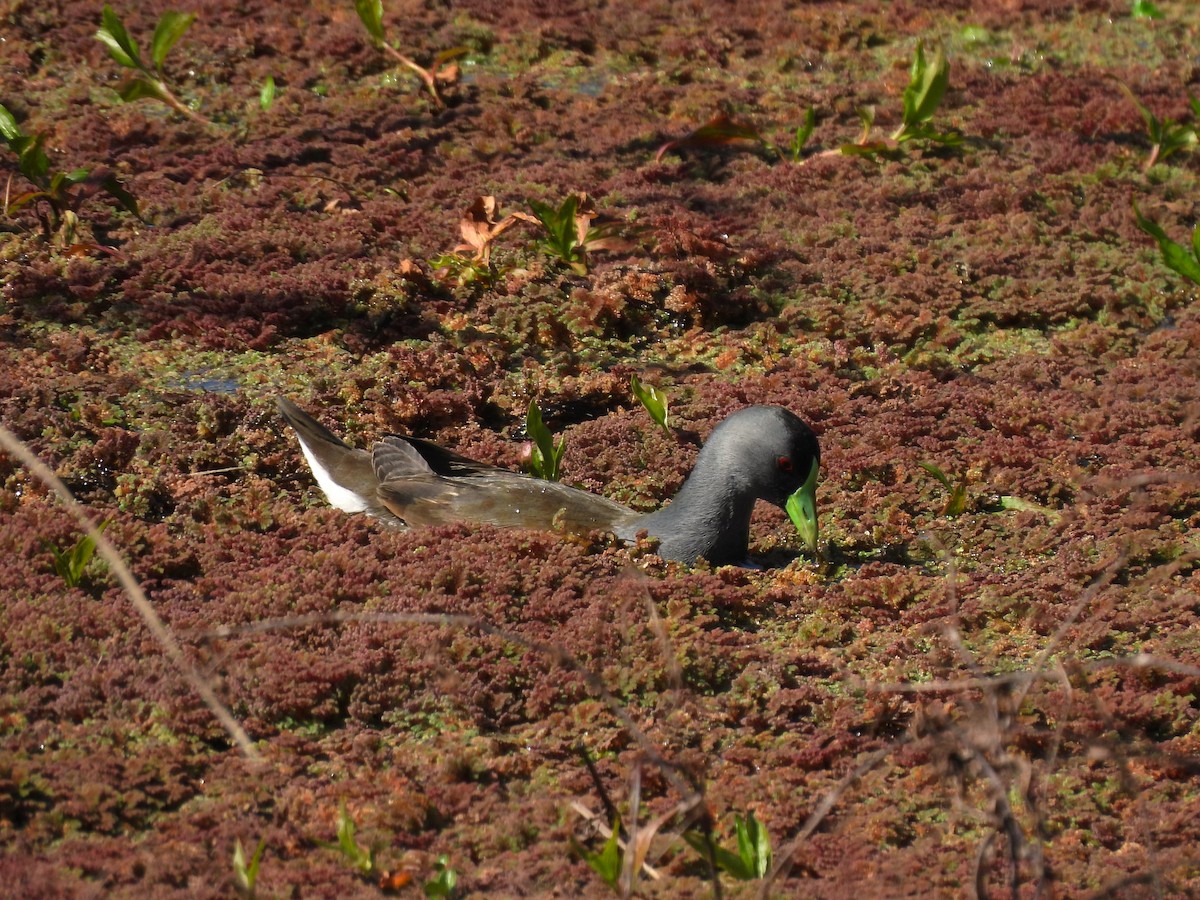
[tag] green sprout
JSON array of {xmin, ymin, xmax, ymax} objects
[
  {"xmin": 354, "ymin": 0, "xmax": 467, "ymax": 109},
  {"xmin": 1130, "ymin": 0, "xmax": 1164, "ymax": 19},
  {"xmin": 684, "ymin": 811, "xmax": 773, "ymax": 881},
  {"xmin": 630, "ymin": 375, "xmax": 670, "ymax": 437},
  {"xmin": 1113, "ymin": 80, "xmax": 1198, "ymax": 171},
  {"xmin": 892, "ymin": 41, "xmax": 954, "ymax": 142},
  {"xmin": 259, "ymin": 76, "xmax": 276, "ymax": 111},
  {"xmin": 95, "ymin": 5, "xmax": 211, "ymax": 125},
  {"xmin": 919, "ymin": 462, "xmax": 969, "ymax": 517},
  {"xmin": 842, "ymin": 42, "xmax": 960, "ymax": 157},
  {"xmin": 42, "ymin": 520, "xmax": 110, "ymax": 589},
  {"xmin": 0, "ymin": 103, "xmax": 141, "ymax": 243},
  {"xmin": 232, "ymin": 838, "xmax": 266, "ymax": 899},
  {"xmin": 525, "ymin": 400, "xmax": 566, "ymax": 482},
  {"xmin": 1133, "ymin": 202, "xmax": 1200, "ymax": 285},
  {"xmin": 322, "ymin": 802, "xmax": 376, "ymax": 875},
  {"xmin": 524, "ymin": 192, "xmax": 632, "ymax": 276},
  {"xmin": 571, "ymin": 816, "xmax": 622, "ymax": 892},
  {"xmin": 423, "ymin": 854, "xmax": 458, "ymax": 897},
  {"xmin": 787, "ymin": 106, "xmax": 817, "ymax": 161}
]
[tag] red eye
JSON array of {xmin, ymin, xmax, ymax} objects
[{"xmin": 777, "ymin": 456, "xmax": 793, "ymax": 472}]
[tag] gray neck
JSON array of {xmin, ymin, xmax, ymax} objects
[{"xmin": 636, "ymin": 469, "xmax": 756, "ymax": 565}]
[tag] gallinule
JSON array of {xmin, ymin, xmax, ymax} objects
[{"xmin": 277, "ymin": 397, "xmax": 820, "ymax": 565}]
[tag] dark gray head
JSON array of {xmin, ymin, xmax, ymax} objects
[
  {"xmin": 631, "ymin": 406, "xmax": 821, "ymax": 565},
  {"xmin": 698, "ymin": 406, "xmax": 820, "ymax": 509}
]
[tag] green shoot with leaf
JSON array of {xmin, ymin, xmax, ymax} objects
[
  {"xmin": 571, "ymin": 816, "xmax": 622, "ymax": 892},
  {"xmin": 525, "ymin": 400, "xmax": 566, "ymax": 482},
  {"xmin": 0, "ymin": 103, "xmax": 141, "ymax": 243},
  {"xmin": 684, "ymin": 811, "xmax": 773, "ymax": 881},
  {"xmin": 1133, "ymin": 202, "xmax": 1200, "ymax": 285},
  {"xmin": 787, "ymin": 106, "xmax": 817, "ymax": 161},
  {"xmin": 95, "ymin": 5, "xmax": 211, "ymax": 125},
  {"xmin": 42, "ymin": 520, "xmax": 111, "ymax": 588},
  {"xmin": 259, "ymin": 76, "xmax": 276, "ymax": 111},
  {"xmin": 1130, "ymin": 0, "xmax": 1164, "ymax": 19},
  {"xmin": 321, "ymin": 802, "xmax": 376, "ymax": 875},
  {"xmin": 423, "ymin": 854, "xmax": 458, "ymax": 897},
  {"xmin": 232, "ymin": 838, "xmax": 266, "ymax": 899},
  {"xmin": 354, "ymin": 0, "xmax": 466, "ymax": 109},
  {"xmin": 523, "ymin": 192, "xmax": 632, "ymax": 276},
  {"xmin": 919, "ymin": 462, "xmax": 969, "ymax": 517},
  {"xmin": 1112, "ymin": 79, "xmax": 1198, "ymax": 171},
  {"xmin": 843, "ymin": 42, "xmax": 961, "ymax": 157},
  {"xmin": 630, "ymin": 375, "xmax": 670, "ymax": 437}
]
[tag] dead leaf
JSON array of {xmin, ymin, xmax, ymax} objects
[{"xmin": 655, "ymin": 113, "xmax": 763, "ymax": 163}]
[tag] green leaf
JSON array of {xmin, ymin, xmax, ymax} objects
[
  {"xmin": 790, "ymin": 105, "xmax": 816, "ymax": 159},
  {"xmin": 1131, "ymin": 0, "xmax": 1164, "ymax": 19},
  {"xmin": 1113, "ymin": 79, "xmax": 1159, "ymax": 139},
  {"xmin": 526, "ymin": 399, "xmax": 566, "ymax": 482},
  {"xmin": 150, "ymin": 10, "xmax": 196, "ymax": 71},
  {"xmin": 0, "ymin": 102, "xmax": 23, "ymax": 144},
  {"xmin": 630, "ymin": 374, "xmax": 669, "ymax": 435},
  {"xmin": 528, "ymin": 196, "xmax": 583, "ymax": 268},
  {"xmin": 100, "ymin": 173, "xmax": 144, "ymax": 221},
  {"xmin": 15, "ymin": 133, "xmax": 51, "ymax": 181},
  {"xmin": 734, "ymin": 812, "xmax": 772, "ymax": 880},
  {"xmin": 117, "ymin": 77, "xmax": 171, "ymax": 104},
  {"xmin": 572, "ymin": 817, "xmax": 622, "ymax": 890},
  {"xmin": 898, "ymin": 41, "xmax": 950, "ymax": 136},
  {"xmin": 1133, "ymin": 201, "xmax": 1200, "ymax": 285},
  {"xmin": 959, "ymin": 25, "xmax": 993, "ymax": 45},
  {"xmin": 333, "ymin": 802, "xmax": 375, "ymax": 874},
  {"xmin": 259, "ymin": 75, "xmax": 276, "ymax": 110},
  {"xmin": 233, "ymin": 837, "xmax": 266, "ymax": 895},
  {"xmin": 44, "ymin": 520, "xmax": 109, "ymax": 588},
  {"xmin": 683, "ymin": 830, "xmax": 753, "ymax": 879},
  {"xmin": 918, "ymin": 461, "xmax": 952, "ymax": 490},
  {"xmin": 423, "ymin": 855, "xmax": 458, "ymax": 897},
  {"xmin": 354, "ymin": 0, "xmax": 386, "ymax": 43},
  {"xmin": 97, "ymin": 5, "xmax": 144, "ymax": 70}
]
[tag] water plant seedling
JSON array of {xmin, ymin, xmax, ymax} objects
[
  {"xmin": 1133, "ymin": 202, "xmax": 1200, "ymax": 285},
  {"xmin": 571, "ymin": 815, "xmax": 622, "ymax": 893},
  {"xmin": 95, "ymin": 5, "xmax": 212, "ymax": 125},
  {"xmin": 1112, "ymin": 79, "xmax": 1198, "ymax": 171},
  {"xmin": 1130, "ymin": 0, "xmax": 1164, "ymax": 19},
  {"xmin": 259, "ymin": 76, "xmax": 276, "ymax": 111},
  {"xmin": 786, "ymin": 106, "xmax": 817, "ymax": 161},
  {"xmin": 525, "ymin": 399, "xmax": 566, "ymax": 482},
  {"xmin": 523, "ymin": 192, "xmax": 633, "ymax": 276},
  {"xmin": 354, "ymin": 0, "xmax": 466, "ymax": 109},
  {"xmin": 843, "ymin": 41, "xmax": 961, "ymax": 157},
  {"xmin": 232, "ymin": 838, "xmax": 266, "ymax": 899},
  {"xmin": 42, "ymin": 519, "xmax": 111, "ymax": 588},
  {"xmin": 683, "ymin": 811, "xmax": 773, "ymax": 881},
  {"xmin": 918, "ymin": 461, "xmax": 969, "ymax": 516},
  {"xmin": 321, "ymin": 802, "xmax": 376, "ymax": 875},
  {"xmin": 630, "ymin": 374, "xmax": 670, "ymax": 437},
  {"xmin": 423, "ymin": 854, "xmax": 458, "ymax": 897},
  {"xmin": 0, "ymin": 103, "xmax": 141, "ymax": 243}
]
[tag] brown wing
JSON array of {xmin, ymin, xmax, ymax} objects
[{"xmin": 376, "ymin": 469, "xmax": 638, "ymax": 535}]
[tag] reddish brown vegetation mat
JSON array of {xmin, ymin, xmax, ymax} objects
[{"xmin": 2, "ymin": 0, "xmax": 1199, "ymax": 896}]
